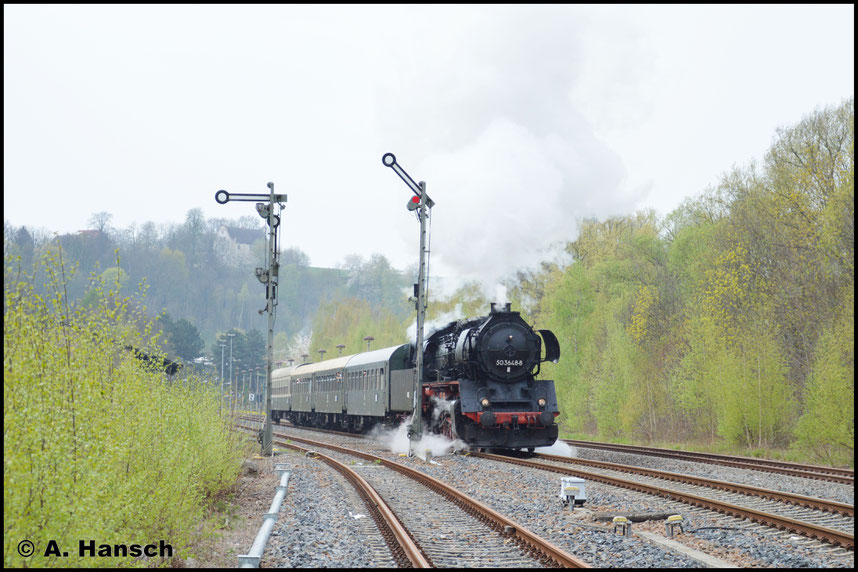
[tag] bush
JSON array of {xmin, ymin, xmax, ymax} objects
[{"xmin": 4, "ymin": 251, "xmax": 249, "ymax": 567}]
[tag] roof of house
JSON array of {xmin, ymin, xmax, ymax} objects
[{"xmin": 221, "ymin": 226, "xmax": 264, "ymax": 245}]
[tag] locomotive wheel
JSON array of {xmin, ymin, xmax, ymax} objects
[{"xmin": 439, "ymin": 412, "xmax": 454, "ymax": 441}]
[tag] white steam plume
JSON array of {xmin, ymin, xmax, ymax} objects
[
  {"xmin": 369, "ymin": 413, "xmax": 469, "ymax": 460},
  {"xmin": 377, "ymin": 6, "xmax": 648, "ymax": 293}
]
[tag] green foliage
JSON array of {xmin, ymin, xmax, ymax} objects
[
  {"xmin": 309, "ymin": 297, "xmax": 407, "ymax": 358},
  {"xmin": 4, "ymin": 212, "xmax": 353, "ymax": 362},
  {"xmin": 426, "ymin": 281, "xmax": 492, "ymax": 322},
  {"xmin": 537, "ymin": 99, "xmax": 853, "ymax": 464},
  {"xmin": 339, "ymin": 253, "xmax": 411, "ymax": 319},
  {"xmin": 795, "ymin": 288, "xmax": 854, "ymax": 464},
  {"xmin": 3, "ymin": 250, "xmax": 249, "ymax": 568},
  {"xmin": 161, "ymin": 313, "xmax": 206, "ymax": 364},
  {"xmin": 716, "ymin": 316, "xmax": 796, "ymax": 448}
]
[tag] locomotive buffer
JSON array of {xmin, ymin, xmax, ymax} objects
[{"xmin": 382, "ymin": 153, "xmax": 434, "ymax": 457}]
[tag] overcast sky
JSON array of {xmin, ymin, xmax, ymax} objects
[{"xmin": 4, "ymin": 4, "xmax": 854, "ymax": 289}]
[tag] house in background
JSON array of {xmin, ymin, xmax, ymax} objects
[{"xmin": 215, "ymin": 225, "xmax": 264, "ymax": 267}]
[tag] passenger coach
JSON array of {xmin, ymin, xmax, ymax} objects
[{"xmin": 269, "ymin": 343, "xmax": 414, "ymax": 431}]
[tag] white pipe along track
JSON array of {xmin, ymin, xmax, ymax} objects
[{"xmin": 238, "ymin": 463, "xmax": 292, "ymax": 568}]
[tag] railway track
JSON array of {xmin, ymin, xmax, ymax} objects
[
  {"xmin": 237, "ymin": 423, "xmax": 590, "ymax": 567},
  {"xmin": 238, "ymin": 418, "xmax": 853, "ymax": 563},
  {"xmin": 564, "ymin": 439, "xmax": 854, "ymax": 485},
  {"xmin": 532, "ymin": 451, "xmax": 853, "ymax": 517},
  {"xmin": 476, "ymin": 451, "xmax": 854, "ymax": 550}
]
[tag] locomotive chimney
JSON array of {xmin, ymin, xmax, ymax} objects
[{"xmin": 490, "ymin": 302, "xmax": 512, "ymax": 314}]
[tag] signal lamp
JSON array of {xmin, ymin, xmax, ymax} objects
[{"xmin": 406, "ymin": 195, "xmax": 420, "ymax": 211}]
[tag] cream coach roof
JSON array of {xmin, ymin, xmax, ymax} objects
[
  {"xmin": 291, "ymin": 354, "xmax": 356, "ymax": 376},
  {"xmin": 346, "ymin": 344, "xmax": 411, "ymax": 368},
  {"xmin": 272, "ymin": 362, "xmax": 310, "ymax": 379}
]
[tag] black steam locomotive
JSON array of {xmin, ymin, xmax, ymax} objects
[{"xmin": 271, "ymin": 303, "xmax": 561, "ymax": 450}]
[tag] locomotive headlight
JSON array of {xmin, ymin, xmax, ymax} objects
[
  {"xmin": 480, "ymin": 398, "xmax": 491, "ymax": 408},
  {"xmin": 537, "ymin": 398, "xmax": 547, "ymax": 408}
]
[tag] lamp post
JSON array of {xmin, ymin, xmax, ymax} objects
[
  {"xmin": 382, "ymin": 153, "xmax": 434, "ymax": 456},
  {"xmin": 233, "ymin": 369, "xmax": 238, "ymax": 412},
  {"xmin": 301, "ymin": 353, "xmax": 309, "ymax": 362},
  {"xmin": 318, "ymin": 349, "xmax": 326, "ymax": 361},
  {"xmin": 336, "ymin": 344, "xmax": 345, "ymax": 356},
  {"xmin": 364, "ymin": 336, "xmax": 374, "ymax": 352},
  {"xmin": 255, "ymin": 366, "xmax": 261, "ymax": 414},
  {"xmin": 242, "ymin": 370, "xmax": 248, "ymax": 411},
  {"xmin": 219, "ymin": 341, "xmax": 226, "ymax": 410},
  {"xmin": 227, "ymin": 332, "xmax": 235, "ymax": 402}
]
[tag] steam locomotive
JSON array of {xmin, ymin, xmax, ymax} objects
[{"xmin": 270, "ymin": 302, "xmax": 561, "ymax": 450}]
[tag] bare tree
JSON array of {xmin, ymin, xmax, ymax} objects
[{"xmin": 87, "ymin": 211, "xmax": 113, "ymax": 233}]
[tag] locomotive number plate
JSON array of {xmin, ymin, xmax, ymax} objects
[{"xmin": 495, "ymin": 359, "xmax": 523, "ymax": 366}]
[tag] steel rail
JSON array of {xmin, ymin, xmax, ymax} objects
[
  {"xmin": 475, "ymin": 452, "xmax": 854, "ymax": 550},
  {"xmin": 243, "ymin": 424, "xmax": 590, "ymax": 567},
  {"xmin": 564, "ymin": 439, "xmax": 854, "ymax": 484},
  {"xmin": 535, "ymin": 452, "xmax": 854, "ymax": 517}
]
